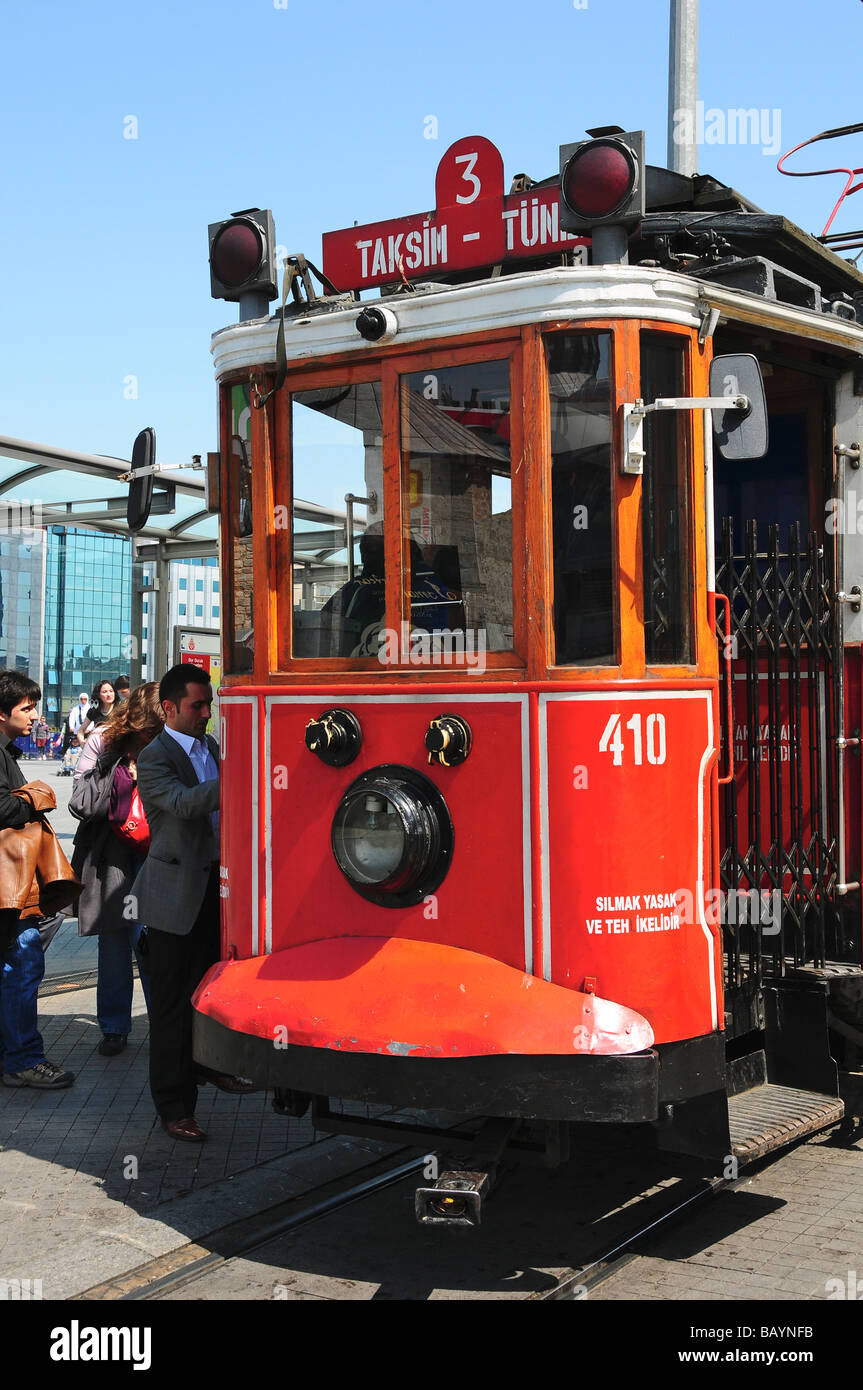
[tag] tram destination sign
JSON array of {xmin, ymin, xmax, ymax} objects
[{"xmin": 322, "ymin": 136, "xmax": 590, "ymax": 293}]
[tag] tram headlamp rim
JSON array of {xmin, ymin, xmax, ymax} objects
[{"xmin": 331, "ymin": 764, "xmax": 453, "ymax": 908}]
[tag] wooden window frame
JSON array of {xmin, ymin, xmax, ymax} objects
[
  {"xmin": 236, "ymin": 333, "xmax": 526, "ymax": 683},
  {"xmin": 218, "ymin": 318, "xmax": 714, "ymax": 688}
]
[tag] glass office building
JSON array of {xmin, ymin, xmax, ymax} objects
[
  {"xmin": 43, "ymin": 527, "xmax": 132, "ymax": 720},
  {"xmin": 0, "ymin": 530, "xmax": 46, "ymax": 681}
]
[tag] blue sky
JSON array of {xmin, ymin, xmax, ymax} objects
[{"xmin": 0, "ymin": 0, "xmax": 861, "ymax": 515}]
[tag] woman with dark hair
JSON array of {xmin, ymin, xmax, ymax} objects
[
  {"xmin": 71, "ymin": 682, "xmax": 164, "ymax": 1056},
  {"xmin": 77, "ymin": 680, "xmax": 116, "ymax": 745}
]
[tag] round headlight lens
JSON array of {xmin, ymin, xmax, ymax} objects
[
  {"xmin": 334, "ymin": 793, "xmax": 406, "ymax": 884},
  {"xmin": 331, "ymin": 765, "xmax": 453, "ymax": 907}
]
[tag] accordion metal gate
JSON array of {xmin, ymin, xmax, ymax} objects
[{"xmin": 715, "ymin": 519, "xmax": 843, "ymax": 994}]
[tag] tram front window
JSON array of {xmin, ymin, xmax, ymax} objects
[
  {"xmin": 548, "ymin": 332, "xmax": 615, "ymax": 665},
  {"xmin": 291, "ymin": 382, "xmax": 385, "ymax": 659},
  {"xmin": 399, "ymin": 360, "xmax": 513, "ymax": 656},
  {"xmin": 640, "ymin": 333, "xmax": 693, "ymax": 664}
]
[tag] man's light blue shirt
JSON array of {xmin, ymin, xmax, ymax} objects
[{"xmin": 165, "ymin": 726, "xmax": 219, "ymax": 856}]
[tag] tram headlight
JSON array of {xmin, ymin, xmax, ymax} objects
[
  {"xmin": 331, "ymin": 765, "xmax": 453, "ymax": 907},
  {"xmin": 355, "ymin": 306, "xmax": 398, "ymax": 343}
]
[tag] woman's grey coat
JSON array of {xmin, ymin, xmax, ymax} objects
[{"xmin": 70, "ymin": 751, "xmax": 142, "ymax": 936}]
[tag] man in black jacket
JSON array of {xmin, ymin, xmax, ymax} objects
[{"xmin": 0, "ymin": 670, "xmax": 74, "ymax": 1089}]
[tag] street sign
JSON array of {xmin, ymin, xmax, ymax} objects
[
  {"xmin": 322, "ymin": 136, "xmax": 590, "ymax": 293},
  {"xmin": 174, "ymin": 627, "xmax": 222, "ymax": 732}
]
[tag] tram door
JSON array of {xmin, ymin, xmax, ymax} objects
[{"xmin": 712, "ymin": 344, "xmax": 854, "ymax": 1000}]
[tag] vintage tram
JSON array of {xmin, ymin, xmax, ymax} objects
[{"xmin": 192, "ymin": 129, "xmax": 863, "ymax": 1215}]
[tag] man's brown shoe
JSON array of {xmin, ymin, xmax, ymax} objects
[
  {"xmin": 162, "ymin": 1116, "xmax": 206, "ymax": 1143},
  {"xmin": 197, "ymin": 1072, "xmax": 257, "ymax": 1094}
]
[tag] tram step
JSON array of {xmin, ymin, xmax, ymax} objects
[{"xmin": 728, "ymin": 1084, "xmax": 844, "ymax": 1164}]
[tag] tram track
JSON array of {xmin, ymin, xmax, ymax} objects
[
  {"xmin": 77, "ymin": 1142, "xmax": 756, "ymax": 1303},
  {"xmin": 531, "ymin": 1171, "xmax": 738, "ymax": 1300},
  {"xmin": 41, "ymin": 968, "xmax": 99, "ymax": 997},
  {"xmin": 78, "ymin": 1148, "xmax": 427, "ymax": 1301}
]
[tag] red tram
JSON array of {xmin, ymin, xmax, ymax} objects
[{"xmin": 192, "ymin": 130, "xmax": 863, "ymax": 1215}]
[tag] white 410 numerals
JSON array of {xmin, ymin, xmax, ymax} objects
[{"xmin": 598, "ymin": 712, "xmax": 667, "ymax": 767}]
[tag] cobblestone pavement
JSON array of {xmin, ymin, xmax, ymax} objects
[
  {"xmin": 594, "ymin": 1127, "xmax": 863, "ymax": 1302},
  {"xmin": 0, "ymin": 973, "xmax": 380, "ymax": 1295},
  {"xmin": 44, "ymin": 920, "xmax": 97, "ymax": 977},
  {"xmin": 148, "ymin": 1123, "xmax": 863, "ymax": 1302},
  {"xmin": 1, "ymin": 759, "xmax": 395, "ymax": 1299},
  {"xmin": 3, "ymin": 961, "xmax": 863, "ymax": 1301},
  {"xmin": 8, "ymin": 765, "xmax": 863, "ymax": 1306}
]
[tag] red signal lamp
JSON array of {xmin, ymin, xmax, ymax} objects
[
  {"xmin": 211, "ymin": 220, "xmax": 264, "ymax": 288},
  {"xmin": 559, "ymin": 130, "xmax": 645, "ymax": 232},
  {"xmin": 208, "ymin": 208, "xmax": 278, "ymax": 303}
]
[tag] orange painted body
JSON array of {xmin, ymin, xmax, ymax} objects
[{"xmin": 193, "ymin": 936, "xmax": 654, "ymax": 1058}]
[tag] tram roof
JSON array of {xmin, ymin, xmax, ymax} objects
[
  {"xmin": 212, "ymin": 261, "xmax": 863, "ymax": 381},
  {"xmin": 213, "ymin": 159, "xmax": 863, "ymax": 378}
]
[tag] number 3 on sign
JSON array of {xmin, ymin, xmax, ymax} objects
[
  {"xmin": 454, "ymin": 152, "xmax": 481, "ymax": 203},
  {"xmin": 598, "ymin": 712, "xmax": 666, "ymax": 766}
]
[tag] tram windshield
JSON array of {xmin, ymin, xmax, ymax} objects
[
  {"xmin": 548, "ymin": 332, "xmax": 615, "ymax": 665},
  {"xmin": 291, "ymin": 382, "xmax": 385, "ymax": 659},
  {"xmin": 640, "ymin": 333, "xmax": 693, "ymax": 664},
  {"xmin": 399, "ymin": 359, "xmax": 513, "ymax": 655},
  {"xmin": 288, "ymin": 363, "xmax": 514, "ymax": 663}
]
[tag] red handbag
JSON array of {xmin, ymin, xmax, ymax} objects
[{"xmin": 108, "ymin": 764, "xmax": 150, "ymax": 854}]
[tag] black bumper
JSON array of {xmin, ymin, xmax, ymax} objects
[{"xmin": 194, "ymin": 1009, "xmax": 663, "ymax": 1123}]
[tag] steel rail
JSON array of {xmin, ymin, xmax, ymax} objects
[
  {"xmin": 531, "ymin": 1172, "xmax": 739, "ymax": 1301},
  {"xmin": 79, "ymin": 1148, "xmax": 426, "ymax": 1301},
  {"xmin": 41, "ymin": 969, "xmax": 100, "ymax": 997}
]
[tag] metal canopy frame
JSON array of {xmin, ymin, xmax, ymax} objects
[
  {"xmin": 0, "ymin": 432, "xmax": 219, "ymax": 688},
  {"xmin": 0, "ymin": 434, "xmax": 217, "ymax": 556}
]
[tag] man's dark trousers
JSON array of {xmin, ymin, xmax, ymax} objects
[{"xmin": 148, "ymin": 867, "xmax": 219, "ymax": 1122}]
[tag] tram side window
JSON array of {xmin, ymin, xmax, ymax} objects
[
  {"xmin": 640, "ymin": 334, "xmax": 693, "ymax": 665},
  {"xmin": 400, "ymin": 360, "xmax": 513, "ymax": 654},
  {"xmin": 227, "ymin": 383, "xmax": 254, "ymax": 674},
  {"xmin": 548, "ymin": 332, "xmax": 615, "ymax": 665},
  {"xmin": 291, "ymin": 382, "xmax": 385, "ymax": 659}
]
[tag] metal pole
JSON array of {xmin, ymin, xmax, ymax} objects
[
  {"xmin": 668, "ymin": 0, "xmax": 698, "ymax": 176},
  {"xmin": 591, "ymin": 224, "xmax": 629, "ymax": 267},
  {"xmin": 154, "ymin": 546, "xmax": 171, "ymax": 680},
  {"xmin": 835, "ymin": 453, "xmax": 861, "ymax": 894},
  {"xmin": 129, "ymin": 539, "xmax": 144, "ymax": 688}
]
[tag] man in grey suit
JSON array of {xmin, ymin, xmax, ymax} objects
[{"xmin": 136, "ymin": 663, "xmax": 252, "ymax": 1143}]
